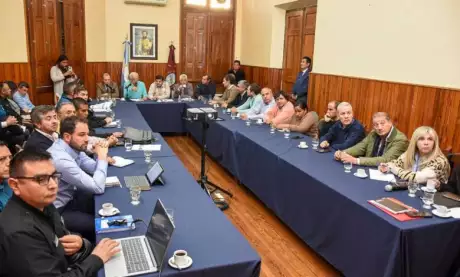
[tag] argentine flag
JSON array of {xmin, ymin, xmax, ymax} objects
[{"xmin": 121, "ymin": 39, "xmax": 131, "ymax": 90}]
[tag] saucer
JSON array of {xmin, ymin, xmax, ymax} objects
[
  {"xmin": 297, "ymin": 145, "xmax": 308, "ymax": 149},
  {"xmin": 432, "ymin": 209, "xmax": 451, "ymax": 218},
  {"xmin": 449, "ymin": 207, "xmax": 460, "ymax": 219},
  {"xmin": 353, "ymin": 173, "xmax": 368, "ymax": 179},
  {"xmin": 98, "ymin": 208, "xmax": 120, "ymax": 217},
  {"xmin": 168, "ymin": 256, "xmax": 193, "ymax": 270}
]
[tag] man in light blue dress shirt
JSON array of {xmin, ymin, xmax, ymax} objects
[
  {"xmin": 48, "ymin": 116, "xmax": 109, "ymax": 241},
  {"xmin": 12, "ymin": 82, "xmax": 35, "ymax": 114},
  {"xmin": 240, "ymin": 87, "xmax": 276, "ymax": 120}
]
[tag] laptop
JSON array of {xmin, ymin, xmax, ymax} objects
[
  {"xmin": 124, "ymin": 161, "xmax": 165, "ymax": 190},
  {"xmin": 104, "ymin": 199, "xmax": 175, "ymax": 277}
]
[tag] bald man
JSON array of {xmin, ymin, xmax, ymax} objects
[
  {"xmin": 96, "ymin": 73, "xmax": 120, "ymax": 99},
  {"xmin": 123, "ymin": 72, "xmax": 147, "ymax": 100}
]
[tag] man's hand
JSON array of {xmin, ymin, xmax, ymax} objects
[
  {"xmin": 231, "ymin": 107, "xmax": 237, "ymax": 114},
  {"xmin": 378, "ymin": 163, "xmax": 389, "ymax": 173},
  {"xmin": 221, "ymin": 102, "xmax": 228, "ymax": 108},
  {"xmin": 334, "ymin": 150, "xmax": 342, "ymax": 161},
  {"xmin": 320, "ymin": 141, "xmax": 329, "ymax": 148},
  {"xmin": 91, "ymin": 238, "xmax": 120, "ymax": 263},
  {"xmin": 93, "ymin": 141, "xmax": 109, "ymax": 161},
  {"xmin": 6, "ymin": 116, "xmax": 18, "ymax": 126},
  {"xmin": 240, "ymin": 113, "xmax": 248, "ymax": 120},
  {"xmin": 107, "ymin": 156, "xmax": 116, "ymax": 165},
  {"xmin": 340, "ymin": 152, "xmax": 357, "ymax": 164},
  {"xmin": 104, "ymin": 117, "xmax": 113, "ymax": 124},
  {"xmin": 112, "ymin": 132, "xmax": 123, "ymax": 138},
  {"xmin": 107, "ymin": 136, "xmax": 118, "ymax": 146},
  {"xmin": 59, "ymin": 235, "xmax": 83, "ymax": 256},
  {"xmin": 63, "ymin": 71, "xmax": 73, "ymax": 77},
  {"xmin": 132, "ymin": 86, "xmax": 138, "ymax": 92}
]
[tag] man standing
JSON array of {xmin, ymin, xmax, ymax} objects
[
  {"xmin": 228, "ymin": 60, "xmax": 246, "ymax": 83},
  {"xmin": 0, "ymin": 141, "xmax": 12, "ymax": 212},
  {"xmin": 292, "ymin": 56, "xmax": 311, "ymax": 104},
  {"xmin": 240, "ymin": 87, "xmax": 276, "ymax": 120},
  {"xmin": 148, "ymin": 75, "xmax": 171, "ymax": 100},
  {"xmin": 0, "ymin": 150, "xmax": 119, "ymax": 276},
  {"xmin": 48, "ymin": 116, "xmax": 109, "ymax": 241},
  {"xmin": 12, "ymin": 82, "xmax": 35, "ymax": 113},
  {"xmin": 195, "ymin": 74, "xmax": 216, "ymax": 101},
  {"xmin": 24, "ymin": 105, "xmax": 59, "ymax": 153},
  {"xmin": 96, "ymin": 73, "xmax": 120, "ymax": 99}
]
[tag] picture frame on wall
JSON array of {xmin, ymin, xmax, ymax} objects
[{"xmin": 130, "ymin": 23, "xmax": 158, "ymax": 60}]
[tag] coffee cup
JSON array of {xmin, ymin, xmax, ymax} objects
[
  {"xmin": 102, "ymin": 203, "xmax": 114, "ymax": 215},
  {"xmin": 173, "ymin": 250, "xmax": 188, "ymax": 267},
  {"xmin": 436, "ymin": 205, "xmax": 448, "ymax": 215},
  {"xmin": 357, "ymin": 168, "xmax": 366, "ymax": 176},
  {"xmin": 299, "ymin": 141, "xmax": 307, "ymax": 148}
]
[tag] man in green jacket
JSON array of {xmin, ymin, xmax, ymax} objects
[{"xmin": 334, "ymin": 112, "xmax": 409, "ymax": 167}]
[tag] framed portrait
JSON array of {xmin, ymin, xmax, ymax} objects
[{"xmin": 130, "ymin": 23, "xmax": 158, "ymax": 60}]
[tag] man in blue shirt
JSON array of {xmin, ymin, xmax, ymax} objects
[
  {"xmin": 123, "ymin": 72, "xmax": 147, "ymax": 100},
  {"xmin": 0, "ymin": 141, "xmax": 12, "ymax": 212},
  {"xmin": 48, "ymin": 116, "xmax": 109, "ymax": 241},
  {"xmin": 319, "ymin": 102, "xmax": 365, "ymax": 150},
  {"xmin": 12, "ymin": 82, "xmax": 35, "ymax": 114},
  {"xmin": 292, "ymin": 56, "xmax": 311, "ymax": 104}
]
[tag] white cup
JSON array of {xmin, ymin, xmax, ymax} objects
[
  {"xmin": 102, "ymin": 203, "xmax": 114, "ymax": 214},
  {"xmin": 299, "ymin": 141, "xmax": 307, "ymax": 147},
  {"xmin": 173, "ymin": 250, "xmax": 189, "ymax": 267},
  {"xmin": 227, "ymin": 108, "xmax": 231, "ymax": 113},
  {"xmin": 436, "ymin": 205, "xmax": 449, "ymax": 215},
  {"xmin": 357, "ymin": 168, "xmax": 366, "ymax": 176},
  {"xmin": 257, "ymin": 118, "xmax": 263, "ymax": 124}
]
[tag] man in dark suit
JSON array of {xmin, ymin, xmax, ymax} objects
[
  {"xmin": 292, "ymin": 56, "xmax": 311, "ymax": 104},
  {"xmin": 96, "ymin": 73, "xmax": 120, "ymax": 99},
  {"xmin": 228, "ymin": 60, "xmax": 246, "ymax": 83},
  {"xmin": 24, "ymin": 105, "xmax": 59, "ymax": 153},
  {"xmin": 195, "ymin": 74, "xmax": 216, "ymax": 101}
]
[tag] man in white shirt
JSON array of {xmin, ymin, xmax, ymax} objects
[
  {"xmin": 241, "ymin": 87, "xmax": 276, "ymax": 120},
  {"xmin": 148, "ymin": 75, "xmax": 170, "ymax": 100}
]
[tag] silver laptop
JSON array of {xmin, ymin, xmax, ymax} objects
[
  {"xmin": 124, "ymin": 161, "xmax": 165, "ymax": 189},
  {"xmin": 104, "ymin": 199, "xmax": 175, "ymax": 277}
]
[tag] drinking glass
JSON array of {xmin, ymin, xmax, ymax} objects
[
  {"xmin": 283, "ymin": 128, "xmax": 290, "ymax": 139},
  {"xmin": 166, "ymin": 208, "xmax": 175, "ymax": 223},
  {"xmin": 116, "ymin": 119, "xmax": 122, "ymax": 128},
  {"xmin": 270, "ymin": 126, "xmax": 275, "ymax": 134},
  {"xmin": 311, "ymin": 139, "xmax": 319, "ymax": 150},
  {"xmin": 130, "ymin": 186, "xmax": 141, "ymax": 206},
  {"xmin": 125, "ymin": 138, "xmax": 133, "ymax": 151},
  {"xmin": 422, "ymin": 187, "xmax": 436, "ymax": 209},
  {"xmin": 231, "ymin": 112, "xmax": 236, "ymax": 120},
  {"xmin": 144, "ymin": 150, "xmax": 152, "ymax": 163},
  {"xmin": 246, "ymin": 120, "xmax": 251, "ymax": 127},
  {"xmin": 407, "ymin": 181, "xmax": 418, "ymax": 197},
  {"xmin": 344, "ymin": 162, "xmax": 352, "ymax": 173}
]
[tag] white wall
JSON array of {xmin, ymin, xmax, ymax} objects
[{"xmin": 313, "ymin": 0, "xmax": 460, "ymax": 89}]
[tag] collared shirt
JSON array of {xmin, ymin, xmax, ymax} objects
[
  {"xmin": 35, "ymin": 128, "xmax": 59, "ymax": 142},
  {"xmin": 48, "ymin": 139, "xmax": 107, "ymax": 209},
  {"xmin": 56, "ymin": 95, "xmax": 72, "ymax": 107},
  {"xmin": 0, "ymin": 195, "xmax": 103, "ymax": 276},
  {"xmin": 12, "ymin": 91, "xmax": 35, "ymax": 111},
  {"xmin": 148, "ymin": 82, "xmax": 170, "ymax": 99},
  {"xmin": 247, "ymin": 97, "xmax": 276, "ymax": 120},
  {"xmin": 0, "ymin": 179, "xmax": 12, "ymax": 212},
  {"xmin": 124, "ymin": 81, "xmax": 148, "ymax": 99},
  {"xmin": 319, "ymin": 119, "xmax": 366, "ymax": 150}
]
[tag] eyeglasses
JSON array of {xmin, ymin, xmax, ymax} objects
[
  {"xmin": 13, "ymin": 172, "xmax": 62, "ymax": 186},
  {"xmin": 0, "ymin": 155, "xmax": 12, "ymax": 163}
]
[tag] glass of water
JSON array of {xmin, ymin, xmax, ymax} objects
[
  {"xmin": 344, "ymin": 162, "xmax": 352, "ymax": 173},
  {"xmin": 245, "ymin": 120, "xmax": 251, "ymax": 127},
  {"xmin": 311, "ymin": 138, "xmax": 319, "ymax": 150},
  {"xmin": 231, "ymin": 112, "xmax": 236, "ymax": 120},
  {"xmin": 130, "ymin": 186, "xmax": 141, "ymax": 206},
  {"xmin": 144, "ymin": 150, "xmax": 152, "ymax": 163},
  {"xmin": 283, "ymin": 128, "xmax": 290, "ymax": 139},
  {"xmin": 116, "ymin": 119, "xmax": 122, "ymax": 128},
  {"xmin": 270, "ymin": 125, "xmax": 275, "ymax": 134},
  {"xmin": 422, "ymin": 187, "xmax": 436, "ymax": 209},
  {"xmin": 125, "ymin": 138, "xmax": 133, "ymax": 152},
  {"xmin": 408, "ymin": 181, "xmax": 418, "ymax": 197}
]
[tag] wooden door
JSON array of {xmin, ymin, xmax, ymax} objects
[
  {"xmin": 302, "ymin": 7, "xmax": 316, "ymax": 63},
  {"xmin": 26, "ymin": 0, "xmax": 61, "ymax": 104},
  {"xmin": 62, "ymin": 0, "xmax": 86, "ymax": 84},
  {"xmin": 208, "ymin": 13, "xmax": 234, "ymax": 83},
  {"xmin": 182, "ymin": 12, "xmax": 208, "ymax": 82},
  {"xmin": 282, "ymin": 10, "xmax": 304, "ymax": 93}
]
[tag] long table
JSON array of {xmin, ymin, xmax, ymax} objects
[{"xmin": 94, "ymin": 101, "xmax": 261, "ymax": 277}]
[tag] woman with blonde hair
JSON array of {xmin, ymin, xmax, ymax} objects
[
  {"xmin": 172, "ymin": 74, "xmax": 193, "ymax": 99},
  {"xmin": 379, "ymin": 126, "xmax": 450, "ymax": 184}
]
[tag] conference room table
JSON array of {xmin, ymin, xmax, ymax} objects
[
  {"xmin": 99, "ymin": 100, "xmax": 460, "ymax": 277},
  {"xmin": 94, "ymin": 101, "xmax": 261, "ymax": 277}
]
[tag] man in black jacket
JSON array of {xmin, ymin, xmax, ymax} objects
[
  {"xmin": 195, "ymin": 74, "xmax": 216, "ymax": 101},
  {"xmin": 0, "ymin": 150, "xmax": 119, "ymax": 277},
  {"xmin": 24, "ymin": 105, "xmax": 59, "ymax": 153},
  {"xmin": 227, "ymin": 60, "xmax": 246, "ymax": 83}
]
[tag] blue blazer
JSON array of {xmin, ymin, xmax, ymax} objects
[{"xmin": 292, "ymin": 70, "xmax": 309, "ymax": 98}]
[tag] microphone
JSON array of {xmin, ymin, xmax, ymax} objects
[
  {"xmin": 384, "ymin": 182, "xmax": 408, "ymax": 192},
  {"xmin": 125, "ymin": 83, "xmax": 132, "ymax": 89}
]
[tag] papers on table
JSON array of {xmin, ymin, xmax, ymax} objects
[
  {"xmin": 369, "ymin": 169, "xmax": 396, "ymax": 182},
  {"xmin": 111, "ymin": 156, "xmax": 134, "ymax": 167},
  {"xmin": 91, "ymin": 102, "xmax": 112, "ymax": 112},
  {"xmin": 131, "ymin": 144, "xmax": 162, "ymax": 151},
  {"xmin": 103, "ymin": 121, "xmax": 117, "ymax": 128},
  {"xmin": 129, "ymin": 99, "xmax": 141, "ymax": 102},
  {"xmin": 105, "ymin": 176, "xmax": 122, "ymax": 187}
]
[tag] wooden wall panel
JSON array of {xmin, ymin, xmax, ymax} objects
[
  {"xmin": 241, "ymin": 65, "xmax": 282, "ymax": 92},
  {"xmin": 309, "ymin": 73, "xmax": 460, "ymax": 152},
  {"xmin": 0, "ymin": 63, "xmax": 34, "ymax": 102},
  {"xmin": 85, "ymin": 62, "xmax": 169, "ymax": 98}
]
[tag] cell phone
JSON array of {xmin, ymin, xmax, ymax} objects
[
  {"xmin": 291, "ymin": 135, "xmax": 303, "ymax": 140},
  {"xmin": 316, "ymin": 148, "xmax": 331, "ymax": 153},
  {"xmin": 405, "ymin": 211, "xmax": 433, "ymax": 218},
  {"xmin": 108, "ymin": 219, "xmax": 128, "ymax": 226},
  {"xmin": 442, "ymin": 192, "xmax": 460, "ymax": 202}
]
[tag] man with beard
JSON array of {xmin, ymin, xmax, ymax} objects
[
  {"xmin": 48, "ymin": 116, "xmax": 109, "ymax": 241},
  {"xmin": 24, "ymin": 105, "xmax": 59, "ymax": 153}
]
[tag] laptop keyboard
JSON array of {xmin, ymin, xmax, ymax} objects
[
  {"xmin": 125, "ymin": 176, "xmax": 148, "ymax": 188},
  {"xmin": 121, "ymin": 238, "xmax": 151, "ymax": 274}
]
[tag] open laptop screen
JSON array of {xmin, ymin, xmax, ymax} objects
[
  {"xmin": 146, "ymin": 161, "xmax": 164, "ymax": 184},
  {"xmin": 145, "ymin": 199, "xmax": 175, "ymax": 270}
]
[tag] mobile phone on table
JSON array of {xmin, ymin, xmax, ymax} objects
[
  {"xmin": 442, "ymin": 192, "xmax": 460, "ymax": 202},
  {"xmin": 291, "ymin": 135, "xmax": 303, "ymax": 140},
  {"xmin": 405, "ymin": 211, "xmax": 433, "ymax": 218}
]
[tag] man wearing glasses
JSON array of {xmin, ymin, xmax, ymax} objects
[
  {"xmin": 0, "ymin": 150, "xmax": 120, "ymax": 276},
  {"xmin": 0, "ymin": 141, "xmax": 12, "ymax": 212},
  {"xmin": 48, "ymin": 116, "xmax": 109, "ymax": 241}
]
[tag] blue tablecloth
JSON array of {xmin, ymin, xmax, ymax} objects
[
  {"xmin": 95, "ymin": 101, "xmax": 261, "ymax": 277},
  {"xmin": 136, "ymin": 101, "xmax": 186, "ymax": 133},
  {"xmin": 183, "ymin": 103, "xmax": 460, "ymax": 277}
]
